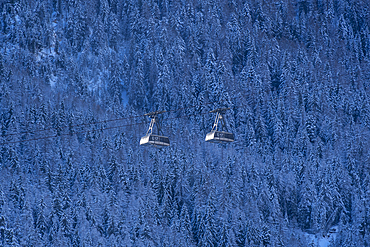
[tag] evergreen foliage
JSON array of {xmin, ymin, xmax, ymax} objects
[{"xmin": 0, "ymin": 0, "xmax": 370, "ymax": 245}]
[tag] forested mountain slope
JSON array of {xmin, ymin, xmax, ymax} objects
[{"xmin": 1, "ymin": 0, "xmax": 370, "ymax": 246}]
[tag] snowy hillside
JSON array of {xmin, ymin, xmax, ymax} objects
[{"xmin": 0, "ymin": 0, "xmax": 370, "ymax": 246}]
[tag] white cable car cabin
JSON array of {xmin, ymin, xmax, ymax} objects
[
  {"xmin": 140, "ymin": 111, "xmax": 170, "ymax": 147},
  {"xmin": 205, "ymin": 108, "xmax": 234, "ymax": 143}
]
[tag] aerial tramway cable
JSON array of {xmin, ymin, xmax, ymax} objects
[
  {"xmin": 0, "ymin": 102, "xmax": 229, "ymax": 146},
  {"xmin": 0, "ymin": 101, "xmax": 219, "ymax": 140}
]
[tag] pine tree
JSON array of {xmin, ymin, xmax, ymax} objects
[
  {"xmin": 73, "ymin": 4, "xmax": 89, "ymax": 52},
  {"xmin": 128, "ymin": 49, "xmax": 149, "ymax": 110},
  {"xmin": 9, "ymin": 177, "xmax": 25, "ymax": 210},
  {"xmin": 91, "ymin": 18, "xmax": 106, "ymax": 56},
  {"xmin": 34, "ymin": 199, "xmax": 48, "ymax": 238},
  {"xmin": 198, "ymin": 189, "xmax": 217, "ymax": 247},
  {"xmin": 234, "ymin": 215, "xmax": 246, "ymax": 247},
  {"xmin": 154, "ymin": 64, "xmax": 171, "ymax": 111},
  {"xmin": 25, "ymin": 10, "xmax": 42, "ymax": 54},
  {"xmin": 108, "ymin": 12, "xmax": 120, "ymax": 51},
  {"xmin": 179, "ymin": 205, "xmax": 193, "ymax": 243}
]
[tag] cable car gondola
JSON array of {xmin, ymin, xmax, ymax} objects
[
  {"xmin": 205, "ymin": 108, "xmax": 234, "ymax": 143},
  {"xmin": 140, "ymin": 111, "xmax": 170, "ymax": 147}
]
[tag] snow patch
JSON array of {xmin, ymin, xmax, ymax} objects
[
  {"xmin": 49, "ymin": 74, "xmax": 57, "ymax": 88},
  {"xmin": 305, "ymin": 226, "xmax": 339, "ymax": 247},
  {"xmin": 121, "ymin": 90, "xmax": 128, "ymax": 105},
  {"xmin": 15, "ymin": 15, "xmax": 21, "ymax": 24}
]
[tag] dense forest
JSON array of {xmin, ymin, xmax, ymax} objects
[{"xmin": 1, "ymin": 0, "xmax": 370, "ymax": 246}]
